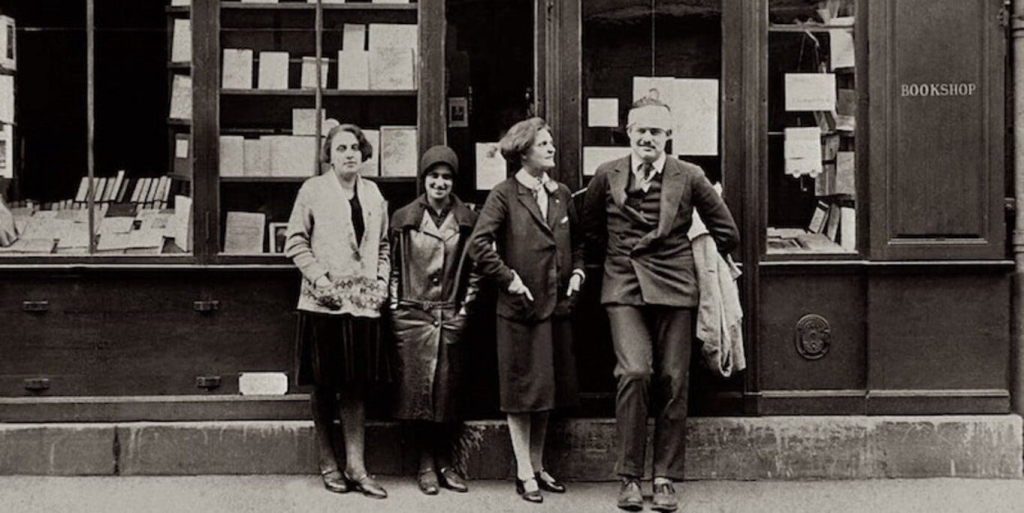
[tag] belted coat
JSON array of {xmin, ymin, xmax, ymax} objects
[{"xmin": 388, "ymin": 195, "xmax": 479, "ymax": 422}]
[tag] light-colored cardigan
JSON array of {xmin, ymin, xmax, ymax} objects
[
  {"xmin": 285, "ymin": 173, "xmax": 390, "ymax": 317},
  {"xmin": 688, "ymin": 197, "xmax": 745, "ymax": 378}
]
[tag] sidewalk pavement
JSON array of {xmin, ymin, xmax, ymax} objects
[{"xmin": 1, "ymin": 476, "xmax": 1023, "ymax": 513}]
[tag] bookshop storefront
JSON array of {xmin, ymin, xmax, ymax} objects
[{"xmin": 0, "ymin": 0, "xmax": 1014, "ymax": 422}]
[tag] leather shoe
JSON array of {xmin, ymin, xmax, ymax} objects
[
  {"xmin": 438, "ymin": 467, "xmax": 469, "ymax": 493},
  {"xmin": 417, "ymin": 469, "xmax": 439, "ymax": 496},
  {"xmin": 320, "ymin": 468, "xmax": 348, "ymax": 494},
  {"xmin": 617, "ymin": 478, "xmax": 643, "ymax": 512},
  {"xmin": 344, "ymin": 471, "xmax": 388, "ymax": 499},
  {"xmin": 652, "ymin": 481, "xmax": 679, "ymax": 512},
  {"xmin": 515, "ymin": 477, "xmax": 543, "ymax": 503},
  {"xmin": 535, "ymin": 470, "xmax": 566, "ymax": 493}
]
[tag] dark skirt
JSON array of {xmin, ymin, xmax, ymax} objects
[
  {"xmin": 295, "ymin": 311, "xmax": 392, "ymax": 389},
  {"xmin": 496, "ymin": 315, "xmax": 579, "ymax": 413}
]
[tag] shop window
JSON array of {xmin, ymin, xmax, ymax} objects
[
  {"xmin": 582, "ymin": 0, "xmax": 723, "ymax": 186},
  {"xmin": 766, "ymin": 0, "xmax": 858, "ymax": 256},
  {"xmin": 0, "ymin": 0, "xmax": 194, "ymax": 257},
  {"xmin": 217, "ymin": 0, "xmax": 419, "ymax": 256}
]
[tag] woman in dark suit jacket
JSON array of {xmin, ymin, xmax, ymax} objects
[{"xmin": 468, "ymin": 117, "xmax": 584, "ymax": 504}]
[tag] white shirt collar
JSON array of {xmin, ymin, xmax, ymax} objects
[
  {"xmin": 630, "ymin": 152, "xmax": 667, "ymax": 177},
  {"xmin": 515, "ymin": 169, "xmax": 551, "ymax": 192}
]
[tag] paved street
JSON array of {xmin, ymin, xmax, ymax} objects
[{"xmin": 0, "ymin": 477, "xmax": 1022, "ymax": 513}]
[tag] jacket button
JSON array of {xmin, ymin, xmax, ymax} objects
[
  {"xmin": 431, "ymin": 276, "xmax": 440, "ymax": 285},
  {"xmin": 432, "ymin": 320, "xmax": 440, "ymax": 327}
]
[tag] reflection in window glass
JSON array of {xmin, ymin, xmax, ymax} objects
[
  {"xmin": 766, "ymin": 0, "xmax": 857, "ymax": 255},
  {"xmin": 582, "ymin": 1, "xmax": 722, "ymax": 184}
]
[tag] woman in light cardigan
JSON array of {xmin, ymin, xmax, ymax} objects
[{"xmin": 284, "ymin": 123, "xmax": 391, "ymax": 499}]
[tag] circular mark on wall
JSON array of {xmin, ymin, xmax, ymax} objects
[{"xmin": 795, "ymin": 314, "xmax": 831, "ymax": 360}]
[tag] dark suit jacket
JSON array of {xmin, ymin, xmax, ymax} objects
[
  {"xmin": 468, "ymin": 176, "xmax": 584, "ymax": 322},
  {"xmin": 582, "ymin": 155, "xmax": 739, "ymax": 307}
]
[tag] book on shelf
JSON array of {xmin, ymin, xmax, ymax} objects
[
  {"xmin": 170, "ymin": 0, "xmax": 191, "ymax": 6},
  {"xmin": 222, "ymin": 49, "xmax": 254, "ymax": 90},
  {"xmin": 107, "ymin": 170, "xmax": 126, "ymax": 203},
  {"xmin": 173, "ymin": 195, "xmax": 192, "ymax": 252},
  {"xmin": 130, "ymin": 178, "xmax": 146, "ymax": 204},
  {"xmin": 171, "ymin": 19, "xmax": 191, "ymax": 64},
  {"xmin": 840, "ymin": 206, "xmax": 856, "ymax": 251},
  {"xmin": 373, "ymin": 0, "xmax": 411, "ymax": 3},
  {"xmin": 0, "ymin": 124, "xmax": 11, "ymax": 179},
  {"xmin": 835, "ymin": 151, "xmax": 855, "ymax": 196},
  {"xmin": 337, "ymin": 50, "xmax": 370, "ymax": 90},
  {"xmin": 814, "ymin": 163, "xmax": 835, "ymax": 197},
  {"xmin": 174, "ymin": 133, "xmax": 191, "ymax": 179},
  {"xmin": 368, "ymin": 23, "xmax": 418, "ymax": 53},
  {"xmin": 223, "ymin": 211, "xmax": 267, "ymax": 254},
  {"xmin": 268, "ymin": 136, "xmax": 318, "ymax": 178},
  {"xmin": 169, "ymin": 74, "xmax": 192, "ymax": 120},
  {"xmin": 369, "ymin": 47, "xmax": 416, "ymax": 90},
  {"xmin": 0, "ymin": 15, "xmax": 15, "ymax": 71},
  {"xmin": 241, "ymin": 0, "xmax": 279, "ymax": 3},
  {"xmin": 808, "ymin": 201, "xmax": 829, "ymax": 234},
  {"xmin": 92, "ymin": 178, "xmax": 107, "ymax": 203},
  {"xmin": 74, "ymin": 177, "xmax": 90, "ymax": 203},
  {"xmin": 219, "ymin": 135, "xmax": 246, "ymax": 177},
  {"xmin": 836, "ymin": 88, "xmax": 856, "ymax": 132},
  {"xmin": 361, "ymin": 129, "xmax": 380, "ymax": 177},
  {"xmin": 0, "ymin": 75, "xmax": 13, "ymax": 124},
  {"xmin": 380, "ymin": 126, "xmax": 417, "ymax": 178},
  {"xmin": 300, "ymin": 57, "xmax": 328, "ymax": 90},
  {"xmin": 343, "ymin": 24, "xmax": 367, "ymax": 52},
  {"xmin": 292, "ymin": 108, "xmax": 325, "ymax": 137},
  {"xmin": 144, "ymin": 177, "xmax": 160, "ymax": 206},
  {"xmin": 824, "ymin": 204, "xmax": 841, "ymax": 242},
  {"xmin": 244, "ymin": 138, "xmax": 271, "ymax": 177},
  {"xmin": 257, "ymin": 51, "xmax": 289, "ymax": 90}
]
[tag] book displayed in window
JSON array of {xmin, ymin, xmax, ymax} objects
[{"xmin": 223, "ymin": 211, "xmax": 267, "ymax": 254}]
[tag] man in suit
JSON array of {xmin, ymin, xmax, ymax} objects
[{"xmin": 582, "ymin": 98, "xmax": 739, "ymax": 512}]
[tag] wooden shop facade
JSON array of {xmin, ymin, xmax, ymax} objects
[{"xmin": 0, "ymin": 0, "xmax": 1015, "ymax": 422}]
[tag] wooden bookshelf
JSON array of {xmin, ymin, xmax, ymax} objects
[{"xmin": 221, "ymin": 3, "xmax": 417, "ymax": 12}]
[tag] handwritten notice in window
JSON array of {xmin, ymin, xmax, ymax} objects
[
  {"xmin": 784, "ymin": 127, "xmax": 823, "ymax": 177},
  {"xmin": 785, "ymin": 73, "xmax": 836, "ymax": 112}
]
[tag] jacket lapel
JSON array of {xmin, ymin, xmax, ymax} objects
[
  {"xmin": 546, "ymin": 188, "xmax": 565, "ymax": 228},
  {"xmin": 608, "ymin": 157, "xmax": 630, "ymax": 208},
  {"xmin": 655, "ymin": 160, "xmax": 685, "ymax": 238},
  {"xmin": 418, "ymin": 210, "xmax": 445, "ymax": 241},
  {"xmin": 516, "ymin": 182, "xmax": 553, "ymax": 235}
]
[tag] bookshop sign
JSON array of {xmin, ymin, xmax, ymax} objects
[{"xmin": 900, "ymin": 82, "xmax": 978, "ymax": 98}]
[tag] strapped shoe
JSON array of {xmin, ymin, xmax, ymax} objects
[
  {"xmin": 535, "ymin": 470, "xmax": 566, "ymax": 493},
  {"xmin": 344, "ymin": 471, "xmax": 388, "ymax": 499},
  {"xmin": 438, "ymin": 467, "xmax": 469, "ymax": 493},
  {"xmin": 320, "ymin": 468, "xmax": 348, "ymax": 494},
  {"xmin": 617, "ymin": 478, "xmax": 643, "ymax": 512},
  {"xmin": 515, "ymin": 477, "xmax": 543, "ymax": 503}
]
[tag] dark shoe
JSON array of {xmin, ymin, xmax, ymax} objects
[
  {"xmin": 515, "ymin": 477, "xmax": 543, "ymax": 503},
  {"xmin": 535, "ymin": 470, "xmax": 566, "ymax": 493},
  {"xmin": 652, "ymin": 481, "xmax": 679, "ymax": 512},
  {"xmin": 417, "ymin": 469, "xmax": 439, "ymax": 496},
  {"xmin": 438, "ymin": 467, "xmax": 469, "ymax": 493},
  {"xmin": 617, "ymin": 478, "xmax": 643, "ymax": 512},
  {"xmin": 344, "ymin": 471, "xmax": 388, "ymax": 499},
  {"xmin": 320, "ymin": 468, "xmax": 348, "ymax": 494}
]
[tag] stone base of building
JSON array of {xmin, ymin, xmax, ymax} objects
[{"xmin": 1, "ymin": 416, "xmax": 1020, "ymax": 479}]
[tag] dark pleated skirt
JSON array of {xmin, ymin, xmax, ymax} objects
[{"xmin": 295, "ymin": 311, "xmax": 393, "ymax": 389}]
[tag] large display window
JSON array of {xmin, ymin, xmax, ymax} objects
[{"xmin": 0, "ymin": 0, "xmax": 194, "ymax": 257}]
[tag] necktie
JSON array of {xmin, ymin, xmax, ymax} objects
[{"xmin": 640, "ymin": 162, "xmax": 654, "ymax": 181}]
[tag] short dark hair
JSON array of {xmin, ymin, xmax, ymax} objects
[
  {"xmin": 499, "ymin": 117, "xmax": 550, "ymax": 168},
  {"xmin": 321, "ymin": 123, "xmax": 373, "ymax": 164},
  {"xmin": 630, "ymin": 97, "xmax": 672, "ymax": 113}
]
